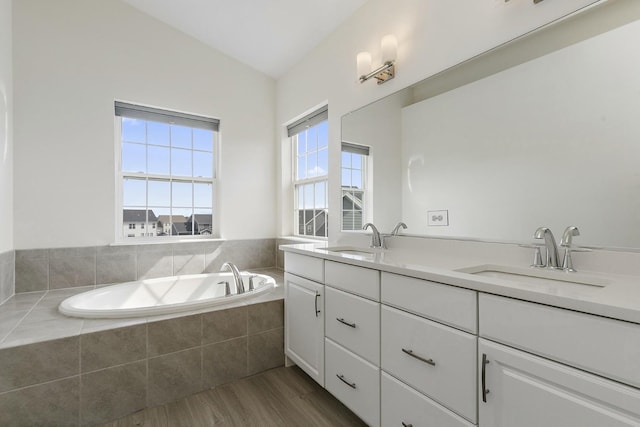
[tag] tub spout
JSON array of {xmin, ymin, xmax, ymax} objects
[{"xmin": 221, "ymin": 262, "xmax": 245, "ymax": 294}]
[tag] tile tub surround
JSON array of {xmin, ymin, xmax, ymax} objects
[
  {"xmin": 0, "ymin": 271, "xmax": 284, "ymax": 426},
  {"xmin": 14, "ymin": 238, "xmax": 277, "ymax": 293},
  {"xmin": 0, "ymin": 250, "xmax": 15, "ymax": 305}
]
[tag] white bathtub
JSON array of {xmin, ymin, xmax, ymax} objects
[{"xmin": 59, "ymin": 272, "xmax": 275, "ymax": 318}]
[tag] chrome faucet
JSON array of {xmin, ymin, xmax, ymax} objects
[
  {"xmin": 560, "ymin": 226, "xmax": 580, "ymax": 272},
  {"xmin": 533, "ymin": 227, "xmax": 561, "ymax": 269},
  {"xmin": 363, "ymin": 223, "xmax": 384, "ymax": 248},
  {"xmin": 220, "ymin": 262, "xmax": 245, "ymax": 294},
  {"xmin": 391, "ymin": 222, "xmax": 407, "ymax": 236}
]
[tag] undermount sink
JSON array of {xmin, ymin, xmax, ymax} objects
[
  {"xmin": 457, "ymin": 264, "xmax": 608, "ymax": 296},
  {"xmin": 317, "ymin": 246, "xmax": 381, "ymax": 256}
]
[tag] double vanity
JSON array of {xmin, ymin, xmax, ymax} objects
[{"xmin": 281, "ymin": 241, "xmax": 640, "ymax": 426}]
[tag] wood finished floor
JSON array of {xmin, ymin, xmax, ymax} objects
[{"xmin": 99, "ymin": 366, "xmax": 367, "ymax": 427}]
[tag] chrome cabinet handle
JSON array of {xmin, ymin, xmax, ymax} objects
[
  {"xmin": 336, "ymin": 374, "xmax": 357, "ymax": 389},
  {"xmin": 401, "ymin": 348, "xmax": 435, "ymax": 366},
  {"xmin": 336, "ymin": 317, "xmax": 356, "ymax": 328},
  {"xmin": 314, "ymin": 292, "xmax": 321, "ymax": 317},
  {"xmin": 482, "ymin": 353, "xmax": 490, "ymax": 403},
  {"xmin": 401, "ymin": 423, "xmax": 413, "ymax": 427}
]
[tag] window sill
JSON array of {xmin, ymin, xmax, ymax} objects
[
  {"xmin": 111, "ymin": 237, "xmax": 225, "ymax": 246},
  {"xmin": 278, "ymin": 236, "xmax": 327, "ymax": 243}
]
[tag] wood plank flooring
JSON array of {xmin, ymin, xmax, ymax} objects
[{"xmin": 99, "ymin": 366, "xmax": 367, "ymax": 427}]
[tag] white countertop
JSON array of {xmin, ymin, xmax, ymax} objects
[{"xmin": 281, "ymin": 243, "xmax": 640, "ymax": 325}]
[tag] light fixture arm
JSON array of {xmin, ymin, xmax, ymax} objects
[{"xmin": 359, "ymin": 60, "xmax": 395, "ymax": 85}]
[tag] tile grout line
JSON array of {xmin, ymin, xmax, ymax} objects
[
  {"xmin": 78, "ymin": 332, "xmax": 83, "ymax": 427},
  {"xmin": 0, "ymin": 291, "xmax": 49, "ymax": 344},
  {"xmin": 0, "ymin": 373, "xmax": 81, "ymax": 397}
]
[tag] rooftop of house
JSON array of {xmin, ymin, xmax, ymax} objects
[
  {"xmin": 157, "ymin": 215, "xmax": 187, "ymax": 224},
  {"xmin": 123, "ymin": 209, "xmax": 158, "ymax": 222}
]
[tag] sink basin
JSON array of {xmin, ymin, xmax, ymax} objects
[
  {"xmin": 457, "ymin": 264, "xmax": 608, "ymax": 296},
  {"xmin": 317, "ymin": 246, "xmax": 381, "ymax": 256}
]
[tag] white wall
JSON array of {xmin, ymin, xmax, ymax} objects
[
  {"xmin": 276, "ymin": 0, "xmax": 602, "ymax": 240},
  {"xmin": 0, "ymin": 0, "xmax": 13, "ymax": 253},
  {"xmin": 13, "ymin": 0, "xmax": 276, "ymax": 249}
]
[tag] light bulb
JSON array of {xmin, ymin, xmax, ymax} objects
[
  {"xmin": 357, "ymin": 52, "xmax": 372, "ymax": 78},
  {"xmin": 381, "ymin": 35, "xmax": 397, "ymax": 64}
]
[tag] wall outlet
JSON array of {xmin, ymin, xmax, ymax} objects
[{"xmin": 427, "ymin": 210, "xmax": 449, "ymax": 226}]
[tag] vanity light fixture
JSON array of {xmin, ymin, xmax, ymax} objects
[{"xmin": 357, "ymin": 34, "xmax": 397, "ymax": 85}]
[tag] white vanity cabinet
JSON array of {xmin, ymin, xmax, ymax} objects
[
  {"xmin": 284, "ymin": 253, "xmax": 325, "ymax": 386},
  {"xmin": 324, "ymin": 261, "xmax": 381, "ymax": 427},
  {"xmin": 479, "ymin": 339, "xmax": 640, "ymax": 426},
  {"xmin": 381, "ymin": 272, "xmax": 479, "ymax": 425},
  {"xmin": 478, "ymin": 294, "xmax": 640, "ymax": 426},
  {"xmin": 283, "ymin": 248, "xmax": 640, "ymax": 427}
]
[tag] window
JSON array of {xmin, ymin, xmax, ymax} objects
[
  {"xmin": 341, "ymin": 142, "xmax": 369, "ymax": 231},
  {"xmin": 116, "ymin": 102, "xmax": 218, "ymax": 239},
  {"xmin": 288, "ymin": 106, "xmax": 328, "ymax": 238}
]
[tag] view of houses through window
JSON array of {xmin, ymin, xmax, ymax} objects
[
  {"xmin": 116, "ymin": 102, "xmax": 218, "ymax": 239},
  {"xmin": 341, "ymin": 142, "xmax": 369, "ymax": 231},
  {"xmin": 122, "ymin": 210, "xmax": 212, "ymax": 238}
]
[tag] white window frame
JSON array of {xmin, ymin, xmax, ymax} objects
[
  {"xmin": 288, "ymin": 106, "xmax": 329, "ymax": 239},
  {"xmin": 341, "ymin": 142, "xmax": 370, "ymax": 232},
  {"xmin": 114, "ymin": 102, "xmax": 219, "ymax": 242},
  {"xmin": 292, "ymin": 134, "xmax": 328, "ymax": 239}
]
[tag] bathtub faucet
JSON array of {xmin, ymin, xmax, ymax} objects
[{"xmin": 221, "ymin": 262, "xmax": 245, "ymax": 294}]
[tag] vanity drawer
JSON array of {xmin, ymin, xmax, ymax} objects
[
  {"xmin": 324, "ymin": 261, "xmax": 380, "ymax": 301},
  {"xmin": 381, "ymin": 372, "xmax": 475, "ymax": 427},
  {"xmin": 325, "ymin": 286, "xmax": 380, "ymax": 365},
  {"xmin": 480, "ymin": 293, "xmax": 640, "ymax": 388},
  {"xmin": 381, "ymin": 305, "xmax": 477, "ymax": 423},
  {"xmin": 285, "ymin": 252, "xmax": 323, "ymax": 283},
  {"xmin": 381, "ymin": 272, "xmax": 477, "ymax": 333},
  {"xmin": 325, "ymin": 338, "xmax": 380, "ymax": 427}
]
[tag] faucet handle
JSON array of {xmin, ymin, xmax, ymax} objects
[
  {"xmin": 560, "ymin": 226, "xmax": 580, "ymax": 247},
  {"xmin": 532, "ymin": 246, "xmax": 545, "ymax": 268},
  {"xmin": 248, "ymin": 275, "xmax": 258, "ymax": 291},
  {"xmin": 520, "ymin": 244, "xmax": 546, "ymax": 268},
  {"xmin": 218, "ymin": 281, "xmax": 231, "ymax": 296}
]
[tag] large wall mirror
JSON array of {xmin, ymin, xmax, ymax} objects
[{"xmin": 342, "ymin": 2, "xmax": 640, "ymax": 250}]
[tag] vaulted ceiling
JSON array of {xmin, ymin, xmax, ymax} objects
[{"xmin": 122, "ymin": 0, "xmax": 369, "ymax": 78}]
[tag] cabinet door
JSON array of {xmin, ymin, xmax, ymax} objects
[
  {"xmin": 479, "ymin": 339, "xmax": 640, "ymax": 427},
  {"xmin": 284, "ymin": 272, "xmax": 324, "ymax": 386}
]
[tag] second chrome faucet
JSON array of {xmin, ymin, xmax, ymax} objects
[
  {"xmin": 533, "ymin": 226, "xmax": 581, "ymax": 272},
  {"xmin": 363, "ymin": 222, "xmax": 407, "ymax": 249}
]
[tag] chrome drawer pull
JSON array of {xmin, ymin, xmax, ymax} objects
[
  {"xmin": 401, "ymin": 423, "xmax": 413, "ymax": 427},
  {"xmin": 336, "ymin": 374, "xmax": 357, "ymax": 389},
  {"xmin": 401, "ymin": 348, "xmax": 436, "ymax": 366},
  {"xmin": 336, "ymin": 317, "xmax": 357, "ymax": 328},
  {"xmin": 482, "ymin": 353, "xmax": 490, "ymax": 403},
  {"xmin": 314, "ymin": 292, "xmax": 321, "ymax": 317}
]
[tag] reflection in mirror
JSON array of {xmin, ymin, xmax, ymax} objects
[
  {"xmin": 341, "ymin": 4, "xmax": 640, "ymax": 250},
  {"xmin": 341, "ymin": 142, "xmax": 369, "ymax": 231}
]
